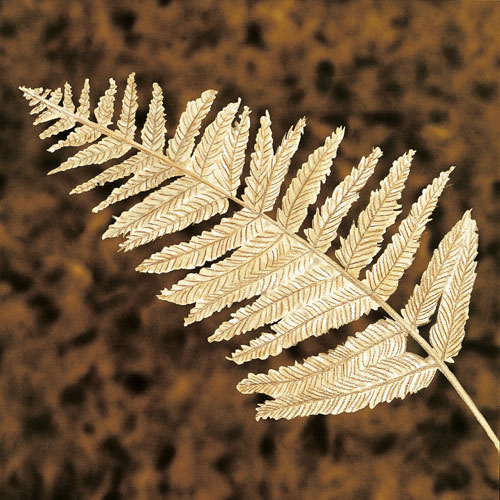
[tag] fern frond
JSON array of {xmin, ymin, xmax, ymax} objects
[
  {"xmin": 93, "ymin": 79, "xmax": 118, "ymax": 126},
  {"xmin": 242, "ymin": 112, "xmax": 274, "ymax": 211},
  {"xmin": 75, "ymin": 78, "xmax": 91, "ymax": 119},
  {"xmin": 47, "ymin": 79, "xmax": 137, "ymax": 175},
  {"xmin": 365, "ymin": 168, "xmax": 453, "ymax": 299},
  {"xmin": 166, "ymin": 89, "xmax": 217, "ymax": 164},
  {"xmin": 32, "ymin": 88, "xmax": 63, "ymax": 124},
  {"xmin": 21, "ymin": 74, "xmax": 497, "ymax": 450},
  {"xmin": 49, "ymin": 136, "xmax": 131, "ymax": 175},
  {"xmin": 71, "ymin": 152, "xmax": 151, "ymax": 195},
  {"xmin": 305, "ymin": 147, "xmax": 382, "ymax": 252},
  {"xmin": 25, "ymin": 88, "xmax": 51, "ymax": 113},
  {"xmin": 192, "ymin": 100, "xmax": 240, "ymax": 178},
  {"xmin": 94, "ymin": 157, "xmax": 176, "ymax": 213},
  {"xmin": 102, "ymin": 177, "xmax": 189, "ymax": 238},
  {"xmin": 335, "ymin": 151, "xmax": 413, "ymax": 277},
  {"xmin": 161, "ymin": 229, "xmax": 285, "ymax": 305},
  {"xmin": 277, "ymin": 127, "xmax": 344, "ymax": 231},
  {"xmin": 262, "ymin": 117, "xmax": 306, "ymax": 212},
  {"xmin": 44, "ymin": 79, "xmax": 115, "ymax": 153},
  {"xmin": 141, "ymin": 83, "xmax": 168, "ymax": 151},
  {"xmin": 116, "ymin": 72, "xmax": 138, "ymax": 139},
  {"xmin": 209, "ymin": 268, "xmax": 341, "ymax": 342},
  {"xmin": 116, "ymin": 183, "xmax": 229, "ymax": 251},
  {"xmin": 39, "ymin": 83, "xmax": 76, "ymax": 139},
  {"xmin": 230, "ymin": 284, "xmax": 374, "ymax": 364},
  {"xmin": 183, "ymin": 250, "xmax": 314, "ymax": 325},
  {"xmin": 88, "ymin": 83, "xmax": 171, "ymax": 208},
  {"xmin": 256, "ymin": 354, "xmax": 437, "ymax": 420},
  {"xmin": 137, "ymin": 208, "xmax": 267, "ymax": 274},
  {"xmin": 237, "ymin": 319, "xmax": 406, "ymax": 397},
  {"xmin": 212, "ymin": 107, "xmax": 251, "ymax": 194},
  {"xmin": 402, "ymin": 212, "xmax": 470, "ymax": 327},
  {"xmin": 429, "ymin": 219, "xmax": 478, "ymax": 362}
]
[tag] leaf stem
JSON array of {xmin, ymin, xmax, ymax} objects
[
  {"xmin": 374, "ymin": 298, "xmax": 500, "ymax": 452},
  {"xmin": 22, "ymin": 86, "xmax": 499, "ymax": 451}
]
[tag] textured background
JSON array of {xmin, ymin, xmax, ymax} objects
[{"xmin": 0, "ymin": 1, "xmax": 498, "ymax": 499}]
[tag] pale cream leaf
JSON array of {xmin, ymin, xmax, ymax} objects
[
  {"xmin": 192, "ymin": 100, "xmax": 240, "ymax": 179},
  {"xmin": 402, "ymin": 212, "xmax": 470, "ymax": 326},
  {"xmin": 242, "ymin": 112, "xmax": 274, "ymax": 211},
  {"xmin": 365, "ymin": 168, "xmax": 453, "ymax": 300},
  {"xmin": 305, "ymin": 147, "xmax": 382, "ymax": 252},
  {"xmin": 276, "ymin": 127, "xmax": 344, "ymax": 232},
  {"xmin": 117, "ymin": 72, "xmax": 138, "ymax": 139},
  {"xmin": 335, "ymin": 151, "xmax": 414, "ymax": 277},
  {"xmin": 261, "ymin": 117, "xmax": 306, "ymax": 212},
  {"xmin": 166, "ymin": 89, "xmax": 217, "ymax": 164},
  {"xmin": 137, "ymin": 208, "xmax": 267, "ymax": 274},
  {"xmin": 256, "ymin": 354, "xmax": 437, "ymax": 420},
  {"xmin": 210, "ymin": 266, "xmax": 341, "ymax": 342},
  {"xmin": 185, "ymin": 250, "xmax": 315, "ymax": 325},
  {"xmin": 230, "ymin": 284, "xmax": 374, "ymax": 364},
  {"xmin": 429, "ymin": 219, "xmax": 478, "ymax": 361},
  {"xmin": 238, "ymin": 318, "xmax": 406, "ymax": 397}
]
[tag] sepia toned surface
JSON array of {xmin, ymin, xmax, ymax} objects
[{"xmin": 0, "ymin": 1, "xmax": 499, "ymax": 499}]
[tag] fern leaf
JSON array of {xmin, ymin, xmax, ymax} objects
[
  {"xmin": 71, "ymin": 152, "xmax": 151, "ymax": 195},
  {"xmin": 102, "ymin": 176, "xmax": 197, "ymax": 237},
  {"xmin": 237, "ymin": 318, "xmax": 406, "ymax": 397},
  {"xmin": 429, "ymin": 219, "xmax": 478, "ymax": 362},
  {"xmin": 192, "ymin": 100, "xmax": 240, "ymax": 178},
  {"xmin": 256, "ymin": 354, "xmax": 437, "ymax": 420},
  {"xmin": 365, "ymin": 168, "xmax": 452, "ymax": 299},
  {"xmin": 166, "ymin": 89, "xmax": 217, "ymax": 164},
  {"xmin": 39, "ymin": 83, "xmax": 76, "ymax": 139},
  {"xmin": 277, "ymin": 127, "xmax": 344, "ymax": 231},
  {"xmin": 75, "ymin": 78, "xmax": 91, "ymax": 119},
  {"xmin": 184, "ymin": 250, "xmax": 314, "ymax": 325},
  {"xmin": 48, "ymin": 79, "xmax": 139, "ymax": 175},
  {"xmin": 210, "ymin": 107, "xmax": 251, "ymax": 194},
  {"xmin": 48, "ymin": 136, "xmax": 131, "ymax": 175},
  {"xmin": 305, "ymin": 148, "xmax": 382, "ymax": 252},
  {"xmin": 161, "ymin": 229, "xmax": 284, "ymax": 305},
  {"xmin": 46, "ymin": 78, "xmax": 115, "ymax": 152},
  {"xmin": 45, "ymin": 79, "xmax": 93, "ymax": 152},
  {"xmin": 261, "ymin": 117, "xmax": 306, "ymax": 212},
  {"xmin": 23, "ymin": 87, "xmax": 51, "ymax": 113},
  {"xmin": 70, "ymin": 79, "xmax": 156, "ymax": 195},
  {"xmin": 116, "ymin": 72, "xmax": 138, "ymax": 139},
  {"xmin": 230, "ymin": 284, "xmax": 374, "ymax": 364},
  {"xmin": 242, "ymin": 112, "xmax": 274, "ymax": 211},
  {"xmin": 335, "ymin": 150, "xmax": 414, "ymax": 277},
  {"xmin": 103, "ymin": 178, "xmax": 228, "ymax": 250},
  {"xmin": 122, "ymin": 196, "xmax": 229, "ymax": 251},
  {"xmin": 137, "ymin": 208, "xmax": 267, "ymax": 274},
  {"xmin": 402, "ymin": 212, "xmax": 470, "ymax": 326},
  {"xmin": 141, "ymin": 83, "xmax": 167, "ymax": 152},
  {"xmin": 209, "ymin": 268, "xmax": 341, "ymax": 342},
  {"xmin": 32, "ymin": 88, "xmax": 63, "ymax": 124},
  {"xmin": 94, "ymin": 78, "xmax": 118, "ymax": 126},
  {"xmin": 90, "ymin": 84, "xmax": 172, "ymax": 209},
  {"xmin": 48, "ymin": 125, "xmax": 100, "ymax": 152},
  {"xmin": 22, "ymin": 75, "xmax": 497, "ymax": 450},
  {"xmin": 93, "ymin": 158, "xmax": 177, "ymax": 213}
]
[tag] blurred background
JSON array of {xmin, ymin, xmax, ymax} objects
[{"xmin": 0, "ymin": 0, "xmax": 498, "ymax": 499}]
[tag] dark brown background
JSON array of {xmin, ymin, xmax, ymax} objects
[{"xmin": 0, "ymin": 1, "xmax": 498, "ymax": 499}]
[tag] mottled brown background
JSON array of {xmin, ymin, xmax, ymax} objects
[{"xmin": 0, "ymin": 0, "xmax": 498, "ymax": 499}]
